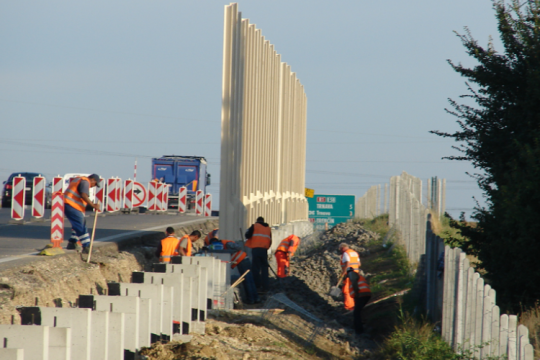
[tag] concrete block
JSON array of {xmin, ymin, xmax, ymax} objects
[
  {"xmin": 190, "ymin": 256, "xmax": 216, "ymax": 310},
  {"xmin": 0, "ymin": 348, "xmax": 24, "ymax": 360},
  {"xmin": 0, "ymin": 324, "xmax": 49, "ymax": 360},
  {"xmin": 49, "ymin": 327, "xmax": 71, "ymax": 360},
  {"xmin": 19, "ymin": 306, "xmax": 91, "ymax": 360},
  {"xmin": 93, "ymin": 295, "xmax": 140, "ymax": 352},
  {"xmin": 139, "ymin": 298, "xmax": 152, "ymax": 347},
  {"xmin": 107, "ymin": 312, "xmax": 125, "ymax": 360},
  {"xmin": 134, "ymin": 271, "xmax": 189, "ymax": 335},
  {"xmin": 90, "ymin": 311, "xmax": 109, "ymax": 360}
]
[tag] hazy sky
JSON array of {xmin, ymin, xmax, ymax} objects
[{"xmin": 0, "ymin": 1, "xmax": 502, "ymax": 218}]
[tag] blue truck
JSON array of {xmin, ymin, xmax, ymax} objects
[{"xmin": 151, "ymin": 155, "xmax": 211, "ymax": 209}]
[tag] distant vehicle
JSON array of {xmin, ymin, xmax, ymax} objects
[
  {"xmin": 152, "ymin": 156, "xmax": 211, "ymax": 209},
  {"xmin": 1, "ymin": 172, "xmax": 52, "ymax": 209}
]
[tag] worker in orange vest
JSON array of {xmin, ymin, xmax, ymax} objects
[
  {"xmin": 245, "ymin": 216, "xmax": 272, "ymax": 292},
  {"xmin": 349, "ymin": 274, "xmax": 371, "ymax": 334},
  {"xmin": 155, "ymin": 227, "xmax": 180, "ymax": 262},
  {"xmin": 275, "ymin": 234, "xmax": 300, "ymax": 278},
  {"xmin": 204, "ymin": 229, "xmax": 219, "ymax": 246},
  {"xmin": 339, "ymin": 243, "xmax": 361, "ymax": 311},
  {"xmin": 178, "ymin": 230, "xmax": 201, "ymax": 256},
  {"xmin": 64, "ymin": 174, "xmax": 100, "ymax": 253},
  {"xmin": 230, "ymin": 250, "xmax": 261, "ymax": 304}
]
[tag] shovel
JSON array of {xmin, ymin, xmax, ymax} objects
[
  {"xmin": 86, "ymin": 203, "xmax": 100, "ymax": 263},
  {"xmin": 329, "ymin": 272, "xmax": 346, "ymax": 298}
]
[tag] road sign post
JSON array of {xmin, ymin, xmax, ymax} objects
[
  {"xmin": 52, "ymin": 176, "xmax": 63, "ymax": 194},
  {"xmin": 195, "ymin": 190, "xmax": 204, "ymax": 215},
  {"xmin": 162, "ymin": 184, "xmax": 169, "ymax": 212},
  {"xmin": 178, "ymin": 186, "xmax": 187, "ymax": 213},
  {"xmin": 307, "ymin": 194, "xmax": 355, "ymax": 231},
  {"xmin": 32, "ymin": 176, "xmax": 46, "ymax": 218},
  {"xmin": 95, "ymin": 178, "xmax": 105, "ymax": 213},
  {"xmin": 123, "ymin": 179, "xmax": 134, "ymax": 211},
  {"xmin": 155, "ymin": 182, "xmax": 163, "ymax": 211},
  {"xmin": 204, "ymin": 194, "xmax": 212, "ymax": 217},
  {"xmin": 107, "ymin": 178, "xmax": 117, "ymax": 212},
  {"xmin": 50, "ymin": 192, "xmax": 64, "ymax": 248},
  {"xmin": 114, "ymin": 178, "xmax": 122, "ymax": 211},
  {"xmin": 11, "ymin": 176, "xmax": 25, "ymax": 221}
]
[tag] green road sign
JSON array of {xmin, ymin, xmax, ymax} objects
[{"xmin": 308, "ymin": 194, "xmax": 355, "ymax": 231}]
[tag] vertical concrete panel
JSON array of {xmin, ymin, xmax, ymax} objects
[
  {"xmin": 107, "ymin": 312, "xmax": 125, "ymax": 360},
  {"xmin": 508, "ymin": 315, "xmax": 518, "ymax": 360},
  {"xmin": 474, "ymin": 277, "xmax": 484, "ymax": 359},
  {"xmin": 94, "ymin": 296, "xmax": 139, "ymax": 352},
  {"xmin": 500, "ymin": 314, "xmax": 509, "ymax": 358},
  {"xmin": 491, "ymin": 306, "xmax": 500, "ymax": 356},
  {"xmin": 454, "ymin": 253, "xmax": 467, "ymax": 350},
  {"xmin": 48, "ymin": 327, "xmax": 71, "ymax": 360},
  {"xmin": 0, "ymin": 349, "xmax": 24, "ymax": 360},
  {"xmin": 0, "ymin": 325, "xmax": 49, "ymax": 360},
  {"xmin": 91, "ymin": 310, "xmax": 109, "ymax": 360}
]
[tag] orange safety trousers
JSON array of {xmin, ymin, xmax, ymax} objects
[
  {"xmin": 275, "ymin": 251, "xmax": 289, "ymax": 278},
  {"xmin": 342, "ymin": 277, "xmax": 355, "ymax": 310}
]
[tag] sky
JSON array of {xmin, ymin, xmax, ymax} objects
[{"xmin": 0, "ymin": 1, "xmax": 503, "ymax": 218}]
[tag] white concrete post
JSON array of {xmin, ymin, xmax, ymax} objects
[
  {"xmin": 454, "ymin": 253, "xmax": 467, "ymax": 351},
  {"xmin": 500, "ymin": 314, "xmax": 509, "ymax": 358},
  {"xmin": 517, "ymin": 325, "xmax": 529, "ymax": 360},
  {"xmin": 508, "ymin": 315, "xmax": 518, "ymax": 360},
  {"xmin": 474, "ymin": 277, "xmax": 484, "ymax": 359},
  {"xmin": 491, "ymin": 306, "xmax": 500, "ymax": 357}
]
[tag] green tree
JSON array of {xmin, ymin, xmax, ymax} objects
[{"xmin": 432, "ymin": 0, "xmax": 540, "ymax": 310}]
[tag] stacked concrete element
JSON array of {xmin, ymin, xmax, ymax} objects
[
  {"xmin": 1, "ymin": 254, "xmax": 230, "ymax": 360},
  {"xmin": 426, "ymin": 176, "xmax": 446, "ymax": 216},
  {"xmin": 355, "ymin": 184, "xmax": 387, "ymax": 219},
  {"xmin": 219, "ymin": 3, "xmax": 309, "ymax": 240}
]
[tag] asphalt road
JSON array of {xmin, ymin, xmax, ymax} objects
[{"xmin": 0, "ymin": 207, "xmax": 216, "ymax": 264}]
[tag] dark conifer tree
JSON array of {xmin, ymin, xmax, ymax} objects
[{"xmin": 432, "ymin": 0, "xmax": 540, "ymax": 310}]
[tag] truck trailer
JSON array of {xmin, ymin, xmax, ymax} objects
[{"xmin": 151, "ymin": 155, "xmax": 211, "ymax": 210}]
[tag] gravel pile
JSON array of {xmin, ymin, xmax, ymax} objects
[{"xmin": 270, "ymin": 221, "xmax": 379, "ymax": 329}]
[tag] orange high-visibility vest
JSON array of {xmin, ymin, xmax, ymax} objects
[
  {"xmin": 349, "ymin": 274, "xmax": 371, "ymax": 297},
  {"xmin": 341, "ymin": 249, "xmax": 360, "ymax": 273},
  {"xmin": 245, "ymin": 223, "xmax": 272, "ymax": 249},
  {"xmin": 204, "ymin": 229, "xmax": 219, "ymax": 246},
  {"xmin": 276, "ymin": 235, "xmax": 300, "ymax": 257},
  {"xmin": 64, "ymin": 177, "xmax": 90, "ymax": 212},
  {"xmin": 160, "ymin": 235, "xmax": 180, "ymax": 262},
  {"xmin": 179, "ymin": 235, "xmax": 192, "ymax": 256},
  {"xmin": 230, "ymin": 250, "xmax": 247, "ymax": 269}
]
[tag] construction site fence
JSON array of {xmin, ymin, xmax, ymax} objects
[
  {"xmin": 357, "ymin": 171, "xmax": 535, "ymax": 359},
  {"xmin": 219, "ymin": 3, "xmax": 309, "ymax": 241}
]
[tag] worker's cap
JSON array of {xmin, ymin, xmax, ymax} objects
[{"xmin": 88, "ymin": 174, "xmax": 101, "ymax": 186}]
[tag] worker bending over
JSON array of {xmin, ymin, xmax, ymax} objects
[
  {"xmin": 339, "ymin": 243, "xmax": 361, "ymax": 311},
  {"xmin": 64, "ymin": 174, "xmax": 100, "ymax": 253},
  {"xmin": 155, "ymin": 227, "xmax": 179, "ymax": 262},
  {"xmin": 204, "ymin": 228, "xmax": 219, "ymax": 246},
  {"xmin": 349, "ymin": 274, "xmax": 371, "ymax": 334},
  {"xmin": 230, "ymin": 250, "xmax": 261, "ymax": 304},
  {"xmin": 245, "ymin": 216, "xmax": 272, "ymax": 292},
  {"xmin": 178, "ymin": 230, "xmax": 201, "ymax": 256},
  {"xmin": 275, "ymin": 234, "xmax": 300, "ymax": 278}
]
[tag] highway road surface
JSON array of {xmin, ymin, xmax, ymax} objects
[{"xmin": 0, "ymin": 207, "xmax": 216, "ymax": 264}]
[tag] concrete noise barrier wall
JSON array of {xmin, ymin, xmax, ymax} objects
[{"xmin": 219, "ymin": 3, "xmax": 309, "ymax": 240}]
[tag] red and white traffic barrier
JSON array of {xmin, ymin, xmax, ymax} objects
[
  {"xmin": 156, "ymin": 182, "xmax": 164, "ymax": 211},
  {"xmin": 107, "ymin": 178, "xmax": 117, "ymax": 212},
  {"xmin": 52, "ymin": 176, "xmax": 63, "ymax": 194},
  {"xmin": 95, "ymin": 178, "xmax": 105, "ymax": 213},
  {"xmin": 31, "ymin": 176, "xmax": 46, "ymax": 218},
  {"xmin": 11, "ymin": 176, "xmax": 26, "ymax": 220},
  {"xmin": 178, "ymin": 186, "xmax": 187, "ymax": 213},
  {"xmin": 162, "ymin": 184, "xmax": 169, "ymax": 212},
  {"xmin": 133, "ymin": 181, "xmax": 147, "ymax": 208},
  {"xmin": 124, "ymin": 179, "xmax": 133, "ymax": 210},
  {"xmin": 50, "ymin": 192, "xmax": 64, "ymax": 248},
  {"xmin": 195, "ymin": 190, "xmax": 204, "ymax": 215},
  {"xmin": 204, "ymin": 193, "xmax": 212, "ymax": 217},
  {"xmin": 115, "ymin": 177, "xmax": 122, "ymax": 211},
  {"xmin": 148, "ymin": 181, "xmax": 158, "ymax": 211}
]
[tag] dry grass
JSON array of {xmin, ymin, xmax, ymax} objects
[{"xmin": 518, "ymin": 304, "xmax": 540, "ymax": 358}]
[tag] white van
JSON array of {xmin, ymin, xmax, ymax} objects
[{"xmin": 62, "ymin": 173, "xmax": 97, "ymax": 203}]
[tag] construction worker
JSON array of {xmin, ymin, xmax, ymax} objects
[
  {"xmin": 349, "ymin": 274, "xmax": 371, "ymax": 334},
  {"xmin": 155, "ymin": 227, "xmax": 179, "ymax": 262},
  {"xmin": 339, "ymin": 243, "xmax": 361, "ymax": 311},
  {"xmin": 230, "ymin": 250, "xmax": 261, "ymax": 304},
  {"xmin": 64, "ymin": 174, "xmax": 100, "ymax": 253},
  {"xmin": 275, "ymin": 234, "xmax": 300, "ymax": 278},
  {"xmin": 245, "ymin": 216, "xmax": 272, "ymax": 292},
  {"xmin": 204, "ymin": 228, "xmax": 219, "ymax": 246},
  {"xmin": 178, "ymin": 230, "xmax": 201, "ymax": 256}
]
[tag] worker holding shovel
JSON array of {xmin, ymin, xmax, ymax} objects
[{"xmin": 231, "ymin": 250, "xmax": 261, "ymax": 304}]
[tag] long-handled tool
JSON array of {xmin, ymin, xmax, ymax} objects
[
  {"xmin": 221, "ymin": 270, "xmax": 250, "ymax": 297},
  {"xmin": 86, "ymin": 203, "xmax": 99, "ymax": 263},
  {"xmin": 329, "ymin": 272, "xmax": 346, "ymax": 298}
]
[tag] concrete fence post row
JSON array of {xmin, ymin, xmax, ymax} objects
[{"xmin": 0, "ymin": 254, "xmax": 233, "ymax": 360}]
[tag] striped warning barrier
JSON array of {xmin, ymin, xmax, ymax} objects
[
  {"xmin": 107, "ymin": 178, "xmax": 117, "ymax": 212},
  {"xmin": 156, "ymin": 183, "xmax": 164, "ymax": 211},
  {"xmin": 115, "ymin": 178, "xmax": 122, "ymax": 211},
  {"xmin": 11, "ymin": 176, "xmax": 26, "ymax": 220},
  {"xmin": 124, "ymin": 180, "xmax": 133, "ymax": 210},
  {"xmin": 52, "ymin": 176, "xmax": 63, "ymax": 194},
  {"xmin": 195, "ymin": 190, "xmax": 204, "ymax": 215},
  {"xmin": 204, "ymin": 194, "xmax": 212, "ymax": 217},
  {"xmin": 162, "ymin": 184, "xmax": 169, "ymax": 212},
  {"xmin": 178, "ymin": 186, "xmax": 187, "ymax": 213},
  {"xmin": 95, "ymin": 178, "xmax": 105, "ymax": 213},
  {"xmin": 32, "ymin": 176, "xmax": 46, "ymax": 218},
  {"xmin": 148, "ymin": 181, "xmax": 157, "ymax": 211},
  {"xmin": 50, "ymin": 192, "xmax": 64, "ymax": 248}
]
